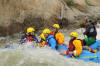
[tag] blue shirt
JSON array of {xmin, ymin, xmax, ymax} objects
[{"xmin": 46, "ymin": 35, "xmax": 57, "ymax": 49}]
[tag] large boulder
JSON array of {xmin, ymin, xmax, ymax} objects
[
  {"xmin": 0, "ymin": 0, "xmax": 100, "ymax": 36},
  {"xmin": 0, "ymin": 0, "xmax": 61, "ymax": 36}
]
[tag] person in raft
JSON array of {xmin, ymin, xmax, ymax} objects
[
  {"xmin": 39, "ymin": 33, "xmax": 49, "ymax": 48},
  {"xmin": 83, "ymin": 19, "xmax": 97, "ymax": 46},
  {"xmin": 43, "ymin": 28, "xmax": 57, "ymax": 50},
  {"xmin": 20, "ymin": 27, "xmax": 38, "ymax": 44},
  {"xmin": 60, "ymin": 32, "xmax": 83, "ymax": 57},
  {"xmin": 82, "ymin": 19, "xmax": 97, "ymax": 52},
  {"xmin": 83, "ymin": 19, "xmax": 97, "ymax": 40},
  {"xmin": 50, "ymin": 24, "xmax": 65, "ymax": 49}
]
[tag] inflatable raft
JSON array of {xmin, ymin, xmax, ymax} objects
[
  {"xmin": 57, "ymin": 41, "xmax": 100, "ymax": 63},
  {"xmin": 89, "ymin": 41, "xmax": 100, "ymax": 51},
  {"xmin": 0, "ymin": 46, "xmax": 14, "ymax": 49}
]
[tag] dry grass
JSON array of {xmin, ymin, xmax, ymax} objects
[
  {"xmin": 85, "ymin": 0, "xmax": 94, "ymax": 6},
  {"xmin": 63, "ymin": 0, "xmax": 87, "ymax": 12}
]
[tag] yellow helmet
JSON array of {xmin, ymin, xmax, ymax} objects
[
  {"xmin": 40, "ymin": 33, "xmax": 45, "ymax": 40},
  {"xmin": 27, "ymin": 27, "xmax": 35, "ymax": 34},
  {"xmin": 43, "ymin": 29, "xmax": 51, "ymax": 34},
  {"xmin": 53, "ymin": 24, "xmax": 60, "ymax": 29},
  {"xmin": 70, "ymin": 32, "xmax": 78, "ymax": 37}
]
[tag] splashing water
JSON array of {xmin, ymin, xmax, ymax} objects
[{"xmin": 0, "ymin": 27, "xmax": 100, "ymax": 66}]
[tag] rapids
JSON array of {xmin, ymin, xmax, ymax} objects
[{"xmin": 0, "ymin": 25, "xmax": 100, "ymax": 66}]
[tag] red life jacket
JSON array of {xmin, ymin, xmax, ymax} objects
[
  {"xmin": 45, "ymin": 41, "xmax": 49, "ymax": 46},
  {"xmin": 69, "ymin": 40, "xmax": 75, "ymax": 51},
  {"xmin": 50, "ymin": 32, "xmax": 59, "ymax": 44},
  {"xmin": 24, "ymin": 36, "xmax": 34, "ymax": 43},
  {"xmin": 50, "ymin": 32, "xmax": 55, "ymax": 37},
  {"xmin": 40, "ymin": 38, "xmax": 49, "ymax": 47}
]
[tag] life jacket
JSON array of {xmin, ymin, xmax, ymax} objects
[
  {"xmin": 50, "ymin": 32, "xmax": 64, "ymax": 44},
  {"xmin": 69, "ymin": 40, "xmax": 75, "ymax": 51},
  {"xmin": 45, "ymin": 41, "xmax": 49, "ymax": 46},
  {"xmin": 55, "ymin": 32, "xmax": 64, "ymax": 44},
  {"xmin": 69, "ymin": 39, "xmax": 83, "ymax": 51},
  {"xmin": 77, "ymin": 39, "xmax": 84, "ymax": 46},
  {"xmin": 24, "ymin": 35, "xmax": 34, "ymax": 43},
  {"xmin": 50, "ymin": 32, "xmax": 55, "ymax": 37}
]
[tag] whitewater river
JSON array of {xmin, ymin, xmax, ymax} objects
[{"xmin": 0, "ymin": 25, "xmax": 100, "ymax": 66}]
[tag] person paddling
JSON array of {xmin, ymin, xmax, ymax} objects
[
  {"xmin": 82, "ymin": 19, "xmax": 98, "ymax": 52},
  {"xmin": 20, "ymin": 27, "xmax": 38, "ymax": 44},
  {"xmin": 43, "ymin": 29, "xmax": 57, "ymax": 49},
  {"xmin": 50, "ymin": 24, "xmax": 65, "ymax": 49},
  {"xmin": 60, "ymin": 32, "xmax": 83, "ymax": 57},
  {"xmin": 39, "ymin": 33, "xmax": 49, "ymax": 48},
  {"xmin": 83, "ymin": 19, "xmax": 97, "ymax": 40}
]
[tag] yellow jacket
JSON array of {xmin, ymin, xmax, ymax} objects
[
  {"xmin": 72, "ymin": 40, "xmax": 83, "ymax": 56},
  {"xmin": 55, "ymin": 32, "xmax": 64, "ymax": 44}
]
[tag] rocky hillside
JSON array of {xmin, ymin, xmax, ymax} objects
[{"xmin": 0, "ymin": 0, "xmax": 100, "ymax": 36}]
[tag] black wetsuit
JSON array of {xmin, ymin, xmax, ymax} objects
[{"xmin": 83, "ymin": 24, "xmax": 97, "ymax": 40}]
